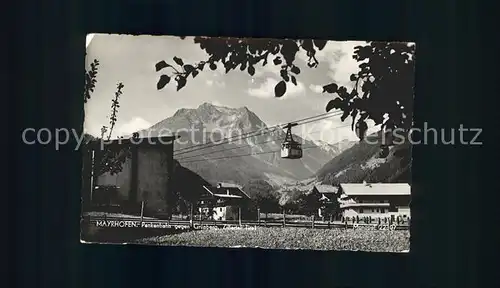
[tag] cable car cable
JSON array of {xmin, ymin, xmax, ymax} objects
[
  {"xmin": 173, "ymin": 110, "xmax": 343, "ymax": 155},
  {"xmin": 174, "ymin": 111, "xmax": 344, "ymax": 156},
  {"xmin": 173, "ymin": 111, "xmax": 342, "ymax": 155},
  {"xmin": 178, "ymin": 145, "xmax": 322, "ymax": 164},
  {"xmin": 176, "ymin": 123, "xmax": 352, "ymax": 161}
]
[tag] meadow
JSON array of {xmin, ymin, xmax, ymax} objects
[{"xmin": 137, "ymin": 226, "xmax": 410, "ymax": 252}]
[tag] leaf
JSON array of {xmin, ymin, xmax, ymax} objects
[
  {"xmin": 313, "ymin": 40, "xmax": 327, "ymax": 50},
  {"xmin": 280, "ymin": 70, "xmax": 289, "ymax": 81},
  {"xmin": 291, "ymin": 75, "xmax": 297, "ymax": 86},
  {"xmin": 209, "ymin": 63, "xmax": 217, "ymax": 70},
  {"xmin": 274, "ymin": 81, "xmax": 287, "ymax": 97},
  {"xmin": 350, "ymin": 74, "xmax": 358, "ymax": 81},
  {"xmin": 176, "ymin": 77, "xmax": 187, "ymax": 91},
  {"xmin": 183, "ymin": 64, "xmax": 195, "ymax": 73},
  {"xmin": 248, "ymin": 65, "xmax": 255, "ymax": 76},
  {"xmin": 197, "ymin": 63, "xmax": 205, "ymax": 70},
  {"xmin": 340, "ymin": 110, "xmax": 350, "ymax": 121},
  {"xmin": 240, "ymin": 61, "xmax": 247, "ymax": 71},
  {"xmin": 323, "ymin": 83, "xmax": 338, "ymax": 93},
  {"xmin": 173, "ymin": 57, "xmax": 184, "ymax": 66},
  {"xmin": 290, "ymin": 65, "xmax": 300, "ymax": 74},
  {"xmin": 273, "ymin": 57, "xmax": 282, "ymax": 65},
  {"xmin": 157, "ymin": 75, "xmax": 171, "ymax": 90},
  {"xmin": 326, "ymin": 98, "xmax": 342, "ymax": 112},
  {"xmin": 192, "ymin": 70, "xmax": 199, "ymax": 78},
  {"xmin": 155, "ymin": 61, "xmax": 170, "ymax": 71}
]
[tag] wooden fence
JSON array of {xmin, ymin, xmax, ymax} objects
[{"xmin": 85, "ymin": 214, "xmax": 410, "ymax": 231}]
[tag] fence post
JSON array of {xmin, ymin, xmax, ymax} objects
[
  {"xmin": 238, "ymin": 207, "xmax": 242, "ymax": 227},
  {"xmin": 257, "ymin": 208, "xmax": 260, "ymax": 223},
  {"xmin": 282, "ymin": 209, "xmax": 286, "ymax": 227},
  {"xmin": 140, "ymin": 201, "xmax": 144, "ymax": 225},
  {"xmin": 189, "ymin": 203, "xmax": 194, "ymax": 228},
  {"xmin": 199, "ymin": 209, "xmax": 202, "ymax": 226}
]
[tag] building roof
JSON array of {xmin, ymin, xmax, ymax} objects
[
  {"xmin": 216, "ymin": 182, "xmax": 242, "ymax": 189},
  {"xmin": 202, "ymin": 185, "xmax": 250, "ymax": 199},
  {"xmin": 339, "ymin": 183, "xmax": 411, "ymax": 196},
  {"xmin": 314, "ymin": 185, "xmax": 338, "ymax": 194}
]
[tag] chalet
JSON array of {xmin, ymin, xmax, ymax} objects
[
  {"xmin": 312, "ymin": 184, "xmax": 339, "ymax": 202},
  {"xmin": 81, "ymin": 134, "xmax": 179, "ymax": 216},
  {"xmin": 308, "ymin": 183, "xmax": 338, "ymax": 218},
  {"xmin": 198, "ymin": 183, "xmax": 251, "ymax": 221},
  {"xmin": 338, "ymin": 182, "xmax": 411, "ymax": 219}
]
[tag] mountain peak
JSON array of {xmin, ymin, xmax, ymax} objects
[
  {"xmin": 147, "ymin": 102, "xmax": 268, "ymax": 135},
  {"xmin": 198, "ymin": 102, "xmax": 216, "ymax": 108},
  {"xmin": 238, "ymin": 106, "xmax": 250, "ymax": 111}
]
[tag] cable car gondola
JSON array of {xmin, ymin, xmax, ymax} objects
[{"xmin": 281, "ymin": 123, "xmax": 302, "ymax": 159}]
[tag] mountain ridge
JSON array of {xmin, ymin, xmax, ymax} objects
[{"xmin": 135, "ymin": 102, "xmax": 350, "ymax": 184}]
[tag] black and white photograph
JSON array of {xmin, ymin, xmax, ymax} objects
[{"xmin": 80, "ymin": 34, "xmax": 415, "ymax": 252}]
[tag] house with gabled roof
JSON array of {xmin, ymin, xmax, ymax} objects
[
  {"xmin": 338, "ymin": 182, "xmax": 411, "ymax": 219},
  {"xmin": 307, "ymin": 184, "xmax": 340, "ymax": 219},
  {"xmin": 198, "ymin": 182, "xmax": 251, "ymax": 221},
  {"xmin": 311, "ymin": 184, "xmax": 339, "ymax": 202}
]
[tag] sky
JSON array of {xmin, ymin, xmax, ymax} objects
[{"xmin": 84, "ymin": 34, "xmax": 381, "ymax": 143}]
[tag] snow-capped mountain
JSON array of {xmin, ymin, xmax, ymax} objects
[{"xmin": 312, "ymin": 139, "xmax": 356, "ymax": 155}]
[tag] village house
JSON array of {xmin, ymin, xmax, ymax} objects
[
  {"xmin": 198, "ymin": 183, "xmax": 251, "ymax": 221},
  {"xmin": 81, "ymin": 134, "xmax": 179, "ymax": 217},
  {"xmin": 337, "ymin": 182, "xmax": 411, "ymax": 220},
  {"xmin": 309, "ymin": 184, "xmax": 339, "ymax": 218},
  {"xmin": 312, "ymin": 184, "xmax": 339, "ymax": 202}
]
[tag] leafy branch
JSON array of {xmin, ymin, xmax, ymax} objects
[
  {"xmin": 84, "ymin": 58, "xmax": 130, "ymax": 176},
  {"xmin": 84, "ymin": 59, "xmax": 99, "ymax": 103},
  {"xmin": 155, "ymin": 38, "xmax": 415, "ymax": 144},
  {"xmin": 155, "ymin": 37, "xmax": 327, "ymax": 97},
  {"xmin": 323, "ymin": 42, "xmax": 415, "ymax": 134}
]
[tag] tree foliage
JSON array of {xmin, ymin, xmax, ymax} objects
[
  {"xmin": 296, "ymin": 191, "xmax": 323, "ymax": 216},
  {"xmin": 155, "ymin": 37, "xmax": 415, "ymax": 139},
  {"xmin": 84, "ymin": 59, "xmax": 129, "ymax": 176},
  {"xmin": 242, "ymin": 179, "xmax": 280, "ymax": 213}
]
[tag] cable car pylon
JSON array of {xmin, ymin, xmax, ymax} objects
[{"xmin": 280, "ymin": 123, "xmax": 302, "ymax": 159}]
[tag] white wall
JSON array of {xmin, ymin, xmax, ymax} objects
[{"xmin": 342, "ymin": 207, "xmax": 411, "ymax": 218}]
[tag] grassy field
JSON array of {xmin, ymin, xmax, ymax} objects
[{"xmin": 137, "ymin": 227, "xmax": 410, "ymax": 252}]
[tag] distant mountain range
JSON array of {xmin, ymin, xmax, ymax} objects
[
  {"xmin": 132, "ymin": 104, "xmax": 411, "ymax": 190},
  {"xmin": 135, "ymin": 102, "xmax": 353, "ymax": 185},
  {"xmin": 274, "ymin": 131, "xmax": 412, "ymax": 205},
  {"xmin": 85, "ymin": 103, "xmax": 411, "ymax": 206},
  {"xmin": 315, "ymin": 131, "xmax": 412, "ymax": 185}
]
